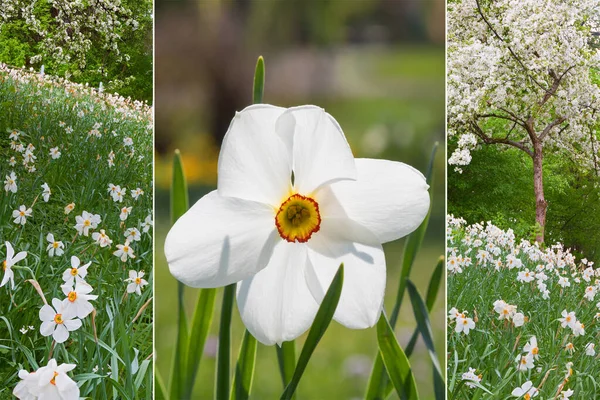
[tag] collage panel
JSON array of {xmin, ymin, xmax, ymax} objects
[
  {"xmin": 0, "ymin": 1, "xmax": 153, "ymax": 399},
  {"xmin": 155, "ymin": 1, "xmax": 446, "ymax": 399},
  {"xmin": 447, "ymin": 0, "xmax": 600, "ymax": 398}
]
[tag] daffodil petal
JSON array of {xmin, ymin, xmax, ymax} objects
[
  {"xmin": 306, "ymin": 230, "xmax": 386, "ymax": 329},
  {"xmin": 282, "ymin": 106, "xmax": 356, "ymax": 194},
  {"xmin": 40, "ymin": 321, "xmax": 55, "ymax": 336},
  {"xmin": 53, "ymin": 324, "xmax": 69, "ymax": 343},
  {"xmin": 63, "ymin": 318, "xmax": 82, "ymax": 332},
  {"xmin": 165, "ymin": 190, "xmax": 278, "ymax": 288},
  {"xmin": 317, "ymin": 158, "xmax": 429, "ymax": 244},
  {"xmin": 217, "ymin": 104, "xmax": 292, "ymax": 206},
  {"xmin": 39, "ymin": 305, "xmax": 56, "ymax": 322},
  {"xmin": 237, "ymin": 241, "xmax": 318, "ymax": 345}
]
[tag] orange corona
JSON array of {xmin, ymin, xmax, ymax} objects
[{"xmin": 275, "ymin": 194, "xmax": 321, "ymax": 243}]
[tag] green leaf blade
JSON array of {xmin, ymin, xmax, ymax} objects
[
  {"xmin": 253, "ymin": 56, "xmax": 265, "ymax": 104},
  {"xmin": 216, "ymin": 283, "xmax": 236, "ymax": 400},
  {"xmin": 231, "ymin": 330, "xmax": 258, "ymax": 400}
]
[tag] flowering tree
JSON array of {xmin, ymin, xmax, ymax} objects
[{"xmin": 447, "ymin": 0, "xmax": 600, "ymax": 242}]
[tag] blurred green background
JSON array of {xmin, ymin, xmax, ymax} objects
[{"xmin": 155, "ymin": 0, "xmax": 445, "ymax": 398}]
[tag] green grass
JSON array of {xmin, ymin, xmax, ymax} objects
[
  {"xmin": 447, "ymin": 216, "xmax": 600, "ymax": 399},
  {"xmin": 0, "ymin": 65, "xmax": 153, "ymax": 399}
]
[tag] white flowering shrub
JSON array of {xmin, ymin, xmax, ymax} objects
[
  {"xmin": 0, "ymin": 65, "xmax": 153, "ymax": 398},
  {"xmin": 448, "ymin": 215, "xmax": 600, "ymax": 398}
]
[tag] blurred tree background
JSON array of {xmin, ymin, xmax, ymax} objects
[
  {"xmin": 0, "ymin": 0, "xmax": 153, "ymax": 102},
  {"xmin": 155, "ymin": 0, "xmax": 445, "ymax": 399}
]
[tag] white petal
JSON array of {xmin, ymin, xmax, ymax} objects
[
  {"xmin": 11, "ymin": 251, "xmax": 27, "ymax": 265},
  {"xmin": 127, "ymin": 282, "xmax": 137, "ymax": 293},
  {"xmin": 237, "ymin": 241, "xmax": 318, "ymax": 345},
  {"xmin": 53, "ymin": 324, "xmax": 69, "ymax": 343},
  {"xmin": 165, "ymin": 190, "xmax": 278, "ymax": 288},
  {"xmin": 51, "ymin": 298, "xmax": 63, "ymax": 312},
  {"xmin": 63, "ymin": 318, "xmax": 82, "ymax": 332},
  {"xmin": 217, "ymin": 104, "xmax": 292, "ymax": 206},
  {"xmin": 128, "ymin": 270, "xmax": 137, "ymax": 280},
  {"xmin": 316, "ymin": 158, "xmax": 429, "ymax": 244},
  {"xmin": 40, "ymin": 321, "xmax": 56, "ymax": 337},
  {"xmin": 306, "ymin": 225, "xmax": 386, "ymax": 329},
  {"xmin": 39, "ymin": 305, "xmax": 56, "ymax": 322},
  {"xmin": 283, "ymin": 106, "xmax": 356, "ymax": 194},
  {"xmin": 70, "ymin": 256, "xmax": 80, "ymax": 269}
]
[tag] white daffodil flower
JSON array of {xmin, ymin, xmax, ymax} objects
[
  {"xmin": 516, "ymin": 353, "xmax": 535, "ymax": 371},
  {"xmin": 46, "ymin": 233, "xmax": 65, "ymax": 257},
  {"xmin": 559, "ymin": 310, "xmax": 577, "ymax": 329},
  {"xmin": 523, "ymin": 336, "xmax": 539, "ymax": 360},
  {"xmin": 142, "ymin": 215, "xmax": 153, "ymax": 233},
  {"xmin": 12, "ymin": 205, "xmax": 32, "ymax": 225},
  {"xmin": 74, "ymin": 211, "xmax": 101, "ymax": 236},
  {"xmin": 511, "ymin": 381, "xmax": 538, "ymax": 398},
  {"xmin": 114, "ymin": 240, "xmax": 135, "ymax": 262},
  {"xmin": 92, "ymin": 229, "xmax": 113, "ymax": 248},
  {"xmin": 125, "ymin": 270, "xmax": 148, "ymax": 295},
  {"xmin": 49, "ymin": 146, "xmax": 61, "ymax": 159},
  {"xmin": 41, "ymin": 182, "xmax": 51, "ymax": 202},
  {"xmin": 1, "ymin": 242, "xmax": 27, "ymax": 289},
  {"xmin": 13, "ymin": 358, "xmax": 79, "ymax": 400},
  {"xmin": 119, "ymin": 206, "xmax": 132, "ymax": 221},
  {"xmin": 4, "ymin": 171, "xmax": 17, "ymax": 193},
  {"xmin": 39, "ymin": 298, "xmax": 82, "ymax": 343},
  {"xmin": 585, "ymin": 343, "xmax": 596, "ymax": 356},
  {"xmin": 61, "ymin": 280, "xmax": 97, "ymax": 318},
  {"xmin": 455, "ymin": 315, "xmax": 475, "ymax": 335},
  {"xmin": 131, "ymin": 188, "xmax": 144, "ymax": 200},
  {"xmin": 64, "ymin": 202, "xmax": 75, "ymax": 215},
  {"xmin": 124, "ymin": 227, "xmax": 141, "ymax": 242},
  {"xmin": 165, "ymin": 105, "xmax": 430, "ymax": 345},
  {"xmin": 62, "ymin": 256, "xmax": 91, "ymax": 286}
]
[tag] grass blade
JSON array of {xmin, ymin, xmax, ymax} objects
[
  {"xmin": 183, "ymin": 287, "xmax": 217, "ymax": 397},
  {"xmin": 155, "ymin": 370, "xmax": 168, "ymax": 400},
  {"xmin": 276, "ymin": 341, "xmax": 296, "ymax": 391},
  {"xmin": 216, "ymin": 283, "xmax": 236, "ymax": 400},
  {"xmin": 406, "ymin": 280, "xmax": 444, "ymax": 400},
  {"xmin": 280, "ymin": 264, "xmax": 344, "ymax": 400},
  {"xmin": 376, "ymin": 312, "xmax": 419, "ymax": 400},
  {"xmin": 231, "ymin": 330, "xmax": 258, "ymax": 400},
  {"xmin": 253, "ymin": 56, "xmax": 265, "ymax": 104},
  {"xmin": 170, "ymin": 149, "xmax": 190, "ymax": 400}
]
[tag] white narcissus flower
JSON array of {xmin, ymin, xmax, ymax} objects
[
  {"xmin": 559, "ymin": 389, "xmax": 574, "ymax": 399},
  {"xmin": 142, "ymin": 214, "xmax": 153, "ymax": 233},
  {"xmin": 41, "ymin": 183, "xmax": 51, "ymax": 202},
  {"xmin": 461, "ymin": 367, "xmax": 482, "ymax": 389},
  {"xmin": 1, "ymin": 242, "xmax": 27, "ymax": 289},
  {"xmin": 120, "ymin": 206, "xmax": 132, "ymax": 221},
  {"xmin": 455, "ymin": 315, "xmax": 475, "ymax": 335},
  {"xmin": 61, "ymin": 280, "xmax": 98, "ymax": 318},
  {"xmin": 4, "ymin": 171, "xmax": 17, "ymax": 193},
  {"xmin": 585, "ymin": 343, "xmax": 596, "ymax": 356},
  {"xmin": 49, "ymin": 146, "xmax": 61, "ymax": 159},
  {"xmin": 523, "ymin": 336, "xmax": 539, "ymax": 359},
  {"xmin": 513, "ymin": 312, "xmax": 525, "ymax": 327},
  {"xmin": 92, "ymin": 229, "xmax": 112, "ymax": 248},
  {"xmin": 13, "ymin": 358, "xmax": 79, "ymax": 400},
  {"xmin": 165, "ymin": 105, "xmax": 430, "ymax": 345},
  {"xmin": 39, "ymin": 298, "xmax": 82, "ymax": 343},
  {"xmin": 12, "ymin": 205, "xmax": 32, "ymax": 225},
  {"xmin": 74, "ymin": 211, "xmax": 101, "ymax": 236},
  {"xmin": 124, "ymin": 227, "xmax": 141, "ymax": 242},
  {"xmin": 62, "ymin": 256, "xmax": 91, "ymax": 286},
  {"xmin": 516, "ymin": 353, "xmax": 535, "ymax": 371},
  {"xmin": 64, "ymin": 202, "xmax": 75, "ymax": 215},
  {"xmin": 559, "ymin": 310, "xmax": 577, "ymax": 329},
  {"xmin": 114, "ymin": 240, "xmax": 135, "ymax": 262},
  {"xmin": 511, "ymin": 381, "xmax": 538, "ymax": 398},
  {"xmin": 131, "ymin": 188, "xmax": 144, "ymax": 200},
  {"xmin": 125, "ymin": 270, "xmax": 148, "ymax": 295},
  {"xmin": 46, "ymin": 233, "xmax": 65, "ymax": 257}
]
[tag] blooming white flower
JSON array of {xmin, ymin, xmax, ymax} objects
[
  {"xmin": 559, "ymin": 389, "xmax": 574, "ymax": 399},
  {"xmin": 572, "ymin": 321, "xmax": 585, "ymax": 337},
  {"xmin": 461, "ymin": 367, "xmax": 482, "ymax": 388},
  {"xmin": 142, "ymin": 214, "xmax": 153, "ymax": 233},
  {"xmin": 114, "ymin": 240, "xmax": 135, "ymax": 262},
  {"xmin": 64, "ymin": 202, "xmax": 75, "ymax": 215},
  {"xmin": 511, "ymin": 381, "xmax": 538, "ymax": 398},
  {"xmin": 1, "ymin": 242, "xmax": 27, "ymax": 289},
  {"xmin": 517, "ymin": 269, "xmax": 535, "ymax": 283},
  {"xmin": 46, "ymin": 233, "xmax": 64, "ymax": 257},
  {"xmin": 4, "ymin": 171, "xmax": 17, "ymax": 193},
  {"xmin": 455, "ymin": 315, "xmax": 475, "ymax": 335},
  {"xmin": 91, "ymin": 229, "xmax": 112, "ymax": 248},
  {"xmin": 13, "ymin": 358, "xmax": 79, "ymax": 400},
  {"xmin": 12, "ymin": 205, "xmax": 32, "ymax": 225},
  {"xmin": 558, "ymin": 276, "xmax": 570, "ymax": 288},
  {"xmin": 559, "ymin": 310, "xmax": 577, "ymax": 329},
  {"xmin": 9, "ymin": 156, "xmax": 16, "ymax": 166},
  {"xmin": 448, "ymin": 307, "xmax": 460, "ymax": 321},
  {"xmin": 49, "ymin": 147, "xmax": 61, "ymax": 159},
  {"xmin": 516, "ymin": 353, "xmax": 535, "ymax": 371},
  {"xmin": 125, "ymin": 227, "xmax": 141, "ymax": 242},
  {"xmin": 165, "ymin": 105, "xmax": 430, "ymax": 345},
  {"xmin": 513, "ymin": 312, "xmax": 525, "ymax": 327},
  {"xmin": 125, "ymin": 270, "xmax": 148, "ymax": 295},
  {"xmin": 61, "ymin": 280, "xmax": 98, "ymax": 318},
  {"xmin": 41, "ymin": 183, "xmax": 51, "ymax": 202},
  {"xmin": 62, "ymin": 256, "xmax": 91, "ymax": 286},
  {"xmin": 523, "ymin": 336, "xmax": 539, "ymax": 359},
  {"xmin": 123, "ymin": 137, "xmax": 133, "ymax": 146},
  {"xmin": 39, "ymin": 298, "xmax": 82, "ymax": 343},
  {"xmin": 119, "ymin": 206, "xmax": 132, "ymax": 221},
  {"xmin": 585, "ymin": 343, "xmax": 596, "ymax": 356},
  {"xmin": 131, "ymin": 188, "xmax": 144, "ymax": 200},
  {"xmin": 74, "ymin": 211, "xmax": 101, "ymax": 236},
  {"xmin": 565, "ymin": 342, "xmax": 575, "ymax": 354}
]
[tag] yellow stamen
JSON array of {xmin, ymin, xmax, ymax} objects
[
  {"xmin": 68, "ymin": 291, "xmax": 77, "ymax": 302},
  {"xmin": 54, "ymin": 314, "xmax": 63, "ymax": 324},
  {"xmin": 50, "ymin": 371, "xmax": 58, "ymax": 385},
  {"xmin": 275, "ymin": 194, "xmax": 321, "ymax": 243}
]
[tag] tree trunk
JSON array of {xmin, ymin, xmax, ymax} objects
[{"xmin": 533, "ymin": 143, "xmax": 547, "ymax": 243}]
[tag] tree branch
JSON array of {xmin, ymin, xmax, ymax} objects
[
  {"xmin": 469, "ymin": 121, "xmax": 534, "ymax": 157},
  {"xmin": 538, "ymin": 117, "xmax": 566, "ymax": 142}
]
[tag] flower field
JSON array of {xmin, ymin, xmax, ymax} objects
[
  {"xmin": 0, "ymin": 64, "xmax": 153, "ymax": 399},
  {"xmin": 447, "ymin": 216, "xmax": 600, "ymax": 399}
]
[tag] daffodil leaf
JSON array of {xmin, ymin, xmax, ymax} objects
[
  {"xmin": 134, "ymin": 360, "xmax": 151, "ymax": 390},
  {"xmin": 231, "ymin": 330, "xmax": 258, "ymax": 400},
  {"xmin": 253, "ymin": 56, "xmax": 265, "ymax": 104},
  {"xmin": 376, "ymin": 312, "xmax": 419, "ymax": 400},
  {"xmin": 183, "ymin": 287, "xmax": 217, "ymax": 398},
  {"xmin": 217, "ymin": 283, "xmax": 237, "ymax": 399},
  {"xmin": 155, "ymin": 370, "xmax": 168, "ymax": 400},
  {"xmin": 280, "ymin": 264, "xmax": 344, "ymax": 400},
  {"xmin": 170, "ymin": 149, "xmax": 190, "ymax": 400},
  {"xmin": 276, "ymin": 341, "xmax": 296, "ymax": 390},
  {"xmin": 406, "ymin": 280, "xmax": 444, "ymax": 400}
]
